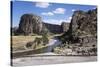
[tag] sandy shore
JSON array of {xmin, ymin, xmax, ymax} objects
[{"xmin": 12, "ymin": 52, "xmax": 97, "ymax": 66}]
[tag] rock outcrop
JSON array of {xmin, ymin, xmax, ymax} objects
[
  {"xmin": 69, "ymin": 8, "xmax": 97, "ymax": 37},
  {"xmin": 43, "ymin": 23, "xmax": 63, "ymax": 34},
  {"xmin": 61, "ymin": 22, "xmax": 69, "ymax": 32},
  {"xmin": 11, "ymin": 27, "xmax": 18, "ymax": 35},
  {"xmin": 17, "ymin": 14, "xmax": 43, "ymax": 35},
  {"xmin": 61, "ymin": 8, "xmax": 97, "ymax": 45}
]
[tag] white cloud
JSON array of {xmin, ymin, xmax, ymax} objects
[
  {"xmin": 41, "ymin": 8, "xmax": 66, "ymax": 16},
  {"xmin": 66, "ymin": 16, "xmax": 72, "ymax": 22},
  {"xmin": 35, "ymin": 2, "xmax": 50, "ymax": 8},
  {"xmin": 53, "ymin": 8, "xmax": 66, "ymax": 14},
  {"xmin": 93, "ymin": 7, "xmax": 96, "ymax": 9},
  {"xmin": 69, "ymin": 17, "xmax": 72, "ymax": 20},
  {"xmin": 66, "ymin": 19, "xmax": 71, "ymax": 22},
  {"xmin": 43, "ymin": 19, "xmax": 67, "ymax": 25},
  {"xmin": 72, "ymin": 9, "xmax": 76, "ymax": 12},
  {"xmin": 41, "ymin": 12, "xmax": 54, "ymax": 16}
]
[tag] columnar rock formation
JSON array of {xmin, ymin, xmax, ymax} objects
[{"xmin": 17, "ymin": 14, "xmax": 43, "ymax": 35}]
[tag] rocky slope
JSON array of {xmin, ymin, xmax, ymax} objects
[
  {"xmin": 61, "ymin": 8, "xmax": 97, "ymax": 45},
  {"xmin": 54, "ymin": 8, "xmax": 97, "ymax": 56},
  {"xmin": 69, "ymin": 8, "xmax": 97, "ymax": 37}
]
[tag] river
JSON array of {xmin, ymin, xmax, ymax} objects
[{"xmin": 12, "ymin": 38, "xmax": 62, "ymax": 58}]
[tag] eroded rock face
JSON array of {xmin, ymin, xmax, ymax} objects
[
  {"xmin": 62, "ymin": 8, "xmax": 97, "ymax": 45},
  {"xmin": 69, "ymin": 9, "xmax": 97, "ymax": 36},
  {"xmin": 78, "ymin": 35, "xmax": 97, "ymax": 46},
  {"xmin": 61, "ymin": 22, "xmax": 69, "ymax": 32},
  {"xmin": 17, "ymin": 14, "xmax": 43, "ymax": 35},
  {"xmin": 43, "ymin": 23, "xmax": 63, "ymax": 34}
]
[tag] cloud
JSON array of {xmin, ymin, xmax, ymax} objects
[
  {"xmin": 41, "ymin": 8, "xmax": 66, "ymax": 16},
  {"xmin": 93, "ymin": 7, "xmax": 96, "ymax": 9},
  {"xmin": 43, "ymin": 19, "xmax": 67, "ymax": 25},
  {"xmin": 66, "ymin": 17, "xmax": 72, "ymax": 22},
  {"xmin": 72, "ymin": 9, "xmax": 76, "ymax": 12},
  {"xmin": 41, "ymin": 12, "xmax": 54, "ymax": 16},
  {"xmin": 35, "ymin": 2, "xmax": 50, "ymax": 8},
  {"xmin": 53, "ymin": 8, "xmax": 66, "ymax": 14},
  {"xmin": 69, "ymin": 17, "xmax": 72, "ymax": 20}
]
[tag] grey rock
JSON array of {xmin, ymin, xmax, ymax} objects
[
  {"xmin": 62, "ymin": 8, "xmax": 97, "ymax": 45},
  {"xmin": 43, "ymin": 23, "xmax": 63, "ymax": 34},
  {"xmin": 17, "ymin": 14, "xmax": 43, "ymax": 35},
  {"xmin": 69, "ymin": 9, "xmax": 97, "ymax": 36},
  {"xmin": 61, "ymin": 22, "xmax": 69, "ymax": 32}
]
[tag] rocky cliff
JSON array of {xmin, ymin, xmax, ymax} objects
[
  {"xmin": 61, "ymin": 8, "xmax": 97, "ymax": 45},
  {"xmin": 43, "ymin": 23, "xmax": 63, "ymax": 34},
  {"xmin": 17, "ymin": 14, "xmax": 43, "ymax": 35},
  {"xmin": 61, "ymin": 22, "xmax": 69, "ymax": 32},
  {"xmin": 69, "ymin": 8, "xmax": 97, "ymax": 37}
]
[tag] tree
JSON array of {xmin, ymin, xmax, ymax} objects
[
  {"xmin": 42, "ymin": 33, "xmax": 49, "ymax": 46},
  {"xmin": 33, "ymin": 37, "xmax": 41, "ymax": 49}
]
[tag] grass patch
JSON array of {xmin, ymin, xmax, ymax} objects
[
  {"xmin": 11, "ymin": 34, "xmax": 62, "ymax": 52},
  {"xmin": 12, "ymin": 35, "xmax": 42, "ymax": 51}
]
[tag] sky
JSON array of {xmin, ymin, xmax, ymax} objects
[{"xmin": 12, "ymin": 1, "xmax": 97, "ymax": 27}]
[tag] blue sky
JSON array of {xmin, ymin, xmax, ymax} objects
[{"xmin": 12, "ymin": 1, "xmax": 96, "ymax": 27}]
